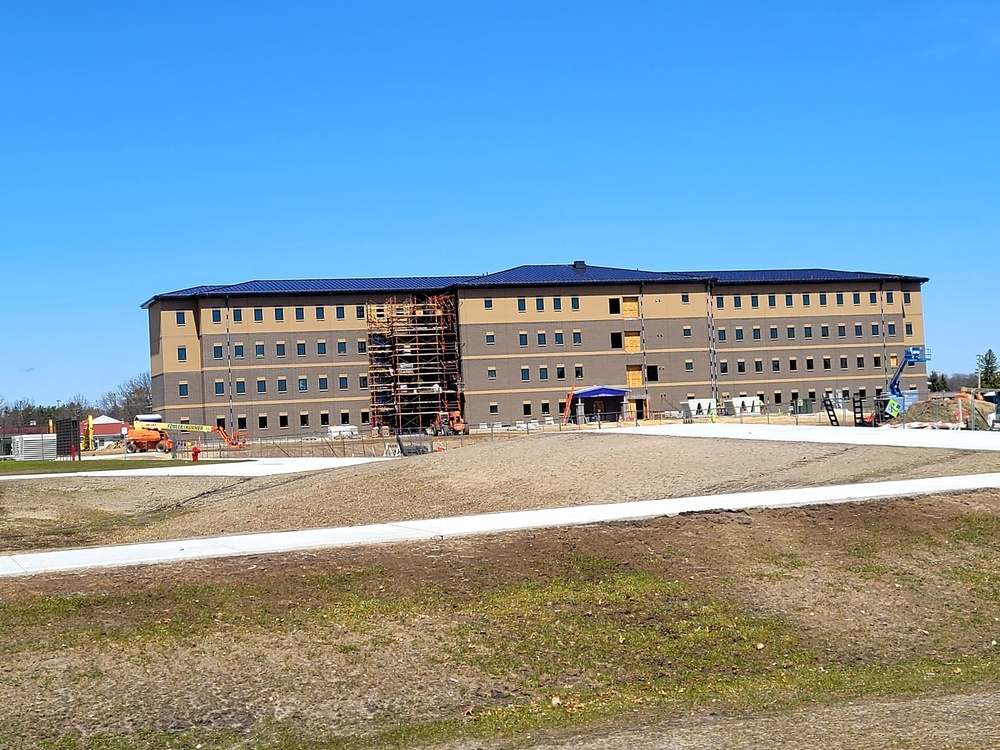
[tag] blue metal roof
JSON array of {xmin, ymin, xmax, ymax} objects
[
  {"xmin": 142, "ymin": 264, "xmax": 928, "ymax": 308},
  {"xmin": 683, "ymin": 268, "xmax": 929, "ymax": 285},
  {"xmin": 574, "ymin": 386, "xmax": 630, "ymax": 399}
]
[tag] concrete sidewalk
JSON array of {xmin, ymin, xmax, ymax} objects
[{"xmin": 3, "ymin": 470, "xmax": 1000, "ymax": 578}]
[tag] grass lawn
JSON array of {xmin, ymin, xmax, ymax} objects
[{"xmin": 0, "ymin": 458, "xmax": 242, "ymax": 475}]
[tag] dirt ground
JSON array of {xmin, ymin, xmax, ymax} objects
[{"xmin": 1, "ymin": 432, "xmax": 1000, "ymax": 748}]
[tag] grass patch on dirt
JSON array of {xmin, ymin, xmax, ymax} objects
[{"xmin": 0, "ymin": 458, "xmax": 244, "ymax": 475}]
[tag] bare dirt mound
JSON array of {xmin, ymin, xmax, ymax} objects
[{"xmin": 898, "ymin": 397, "xmax": 994, "ymax": 426}]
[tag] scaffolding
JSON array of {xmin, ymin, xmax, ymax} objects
[{"xmin": 367, "ymin": 294, "xmax": 463, "ymax": 433}]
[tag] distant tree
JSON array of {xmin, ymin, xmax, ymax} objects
[
  {"xmin": 948, "ymin": 372, "xmax": 979, "ymax": 390},
  {"xmin": 928, "ymin": 371, "xmax": 948, "ymax": 392},
  {"xmin": 98, "ymin": 372, "xmax": 152, "ymax": 422},
  {"xmin": 976, "ymin": 350, "xmax": 1000, "ymax": 389}
]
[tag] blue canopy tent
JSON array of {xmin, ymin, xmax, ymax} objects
[{"xmin": 572, "ymin": 386, "xmax": 630, "ymax": 422}]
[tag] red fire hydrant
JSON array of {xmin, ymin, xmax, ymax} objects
[{"xmin": 191, "ymin": 444, "xmax": 201, "ymax": 463}]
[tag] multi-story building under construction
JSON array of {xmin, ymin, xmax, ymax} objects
[{"xmin": 143, "ymin": 261, "xmax": 929, "ymax": 433}]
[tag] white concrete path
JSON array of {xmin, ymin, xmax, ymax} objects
[
  {"xmin": 3, "ymin": 470, "xmax": 1000, "ymax": 578},
  {"xmin": 0, "ymin": 456, "xmax": 386, "ymax": 481},
  {"xmin": 617, "ymin": 422, "xmax": 1000, "ymax": 451}
]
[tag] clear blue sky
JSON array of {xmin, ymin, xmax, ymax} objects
[{"xmin": 1, "ymin": 1, "xmax": 997, "ymax": 405}]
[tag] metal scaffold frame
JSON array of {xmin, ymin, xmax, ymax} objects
[{"xmin": 366, "ymin": 294, "xmax": 463, "ymax": 433}]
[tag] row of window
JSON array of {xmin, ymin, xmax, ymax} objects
[
  {"xmin": 178, "ymin": 340, "xmax": 367, "ymax": 362},
  {"xmin": 179, "ymin": 374, "xmax": 369, "ymax": 397},
  {"xmin": 717, "ymin": 354, "xmax": 901, "ymax": 376},
  {"xmin": 483, "ymin": 364, "xmax": 586, "ymax": 382},
  {"xmin": 491, "ymin": 330, "xmax": 584, "ymax": 347},
  {"xmin": 176, "ymin": 305, "xmax": 368, "ymax": 327},
  {"xmin": 712, "ymin": 291, "xmax": 912, "ymax": 310},
  {"xmin": 493, "ymin": 296, "xmax": 581, "ymax": 312},
  {"xmin": 204, "ymin": 410, "xmax": 364, "ymax": 431},
  {"xmin": 714, "ymin": 322, "xmax": 911, "ymax": 342}
]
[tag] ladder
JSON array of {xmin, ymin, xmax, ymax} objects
[
  {"xmin": 852, "ymin": 395, "xmax": 868, "ymax": 427},
  {"xmin": 822, "ymin": 397, "xmax": 839, "ymax": 427}
]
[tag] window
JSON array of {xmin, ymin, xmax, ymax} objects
[
  {"xmin": 752, "ymin": 327, "xmax": 761, "ymax": 341},
  {"xmin": 871, "ymin": 324, "xmax": 880, "ymax": 336},
  {"xmin": 255, "ymin": 343, "xmax": 265, "ymax": 358},
  {"xmin": 787, "ymin": 326, "xmax": 795, "ymax": 339},
  {"xmin": 838, "ymin": 324, "xmax": 846, "ymax": 338},
  {"xmin": 275, "ymin": 307, "xmax": 284, "ymax": 321},
  {"xmin": 237, "ymin": 416, "xmax": 247, "ymax": 430},
  {"xmin": 853, "ymin": 292, "xmax": 861, "ymax": 305},
  {"xmin": 536, "ymin": 298, "xmax": 545, "ymax": 312},
  {"xmin": 768, "ymin": 295, "xmax": 776, "ymax": 308},
  {"xmin": 316, "ymin": 306, "xmax": 324, "ymax": 320},
  {"xmin": 737, "ymin": 360, "xmax": 746, "ymax": 374},
  {"xmin": 874, "ymin": 355, "xmax": 882, "ymax": 368},
  {"xmin": 337, "ymin": 340, "xmax": 347, "ymax": 355},
  {"xmin": 298, "ymin": 377, "xmax": 308, "ymax": 392},
  {"xmin": 233, "ymin": 309, "xmax": 243, "ymax": 322},
  {"xmin": 806, "ymin": 357, "xmax": 814, "ymax": 371},
  {"xmin": 718, "ymin": 329, "xmax": 726, "ymax": 342},
  {"xmin": 523, "ymin": 403, "xmax": 532, "ymax": 417},
  {"xmin": 819, "ymin": 293, "xmax": 827, "ymax": 306},
  {"xmin": 770, "ymin": 327, "xmax": 778, "ymax": 340},
  {"xmin": 836, "ymin": 293, "xmax": 844, "ymax": 306},
  {"xmin": 905, "ymin": 323, "xmax": 912, "ymax": 336},
  {"xmin": 735, "ymin": 328, "xmax": 744, "ymax": 341},
  {"xmin": 176, "ymin": 311, "xmax": 186, "ymax": 325},
  {"xmin": 610, "ymin": 332, "xmax": 623, "ymax": 349},
  {"xmin": 259, "ymin": 415, "xmax": 268, "ymax": 429},
  {"xmin": 254, "ymin": 308, "xmax": 263, "ymax": 322},
  {"xmin": 804, "ymin": 326, "xmax": 812, "ymax": 339},
  {"xmin": 541, "ymin": 401, "xmax": 551, "ymax": 415},
  {"xmin": 716, "ymin": 296, "xmax": 724, "ymax": 309},
  {"xmin": 318, "ymin": 377, "xmax": 328, "ymax": 391},
  {"xmin": 177, "ymin": 346, "xmax": 187, "ymax": 362},
  {"xmin": 772, "ymin": 359, "xmax": 780, "ymax": 373},
  {"xmin": 357, "ymin": 340, "xmax": 366, "ymax": 354},
  {"xmin": 234, "ymin": 344, "xmax": 244, "ymax": 358},
  {"xmin": 823, "ymin": 357, "xmax": 831, "ymax": 370},
  {"xmin": 213, "ymin": 345, "xmax": 223, "ymax": 359},
  {"xmin": 683, "ymin": 326, "xmax": 692, "ymax": 338},
  {"xmin": 297, "ymin": 342, "xmax": 306, "ymax": 356},
  {"xmin": 647, "ymin": 365, "xmax": 659, "ymax": 381},
  {"xmin": 178, "ymin": 383, "xmax": 189, "ymax": 397},
  {"xmin": 539, "ymin": 366, "xmax": 549, "ymax": 381},
  {"xmin": 295, "ymin": 307, "xmax": 304, "ymax": 321},
  {"xmin": 257, "ymin": 379, "xmax": 267, "ymax": 393},
  {"xmin": 557, "ymin": 365, "xmax": 566, "ymax": 380},
  {"xmin": 553, "ymin": 297, "xmax": 562, "ymax": 311},
  {"xmin": 517, "ymin": 298, "xmax": 526, "ymax": 312},
  {"xmin": 857, "ymin": 355, "xmax": 865, "ymax": 368},
  {"xmin": 486, "ymin": 332, "xmax": 495, "ymax": 345},
  {"xmin": 489, "ymin": 403, "xmax": 499, "ymax": 415},
  {"xmin": 886, "ymin": 292, "xmax": 894, "ymax": 304},
  {"xmin": 521, "ymin": 367, "xmax": 530, "ymax": 382},
  {"xmin": 733, "ymin": 295, "xmax": 742, "ymax": 309},
  {"xmin": 215, "ymin": 381, "xmax": 225, "ymax": 395},
  {"xmin": 720, "ymin": 361, "xmax": 729, "ymax": 374},
  {"xmin": 609, "ymin": 298, "xmax": 621, "ymax": 314},
  {"xmin": 484, "ymin": 298, "xmax": 493, "ymax": 309},
  {"xmin": 555, "ymin": 331, "xmax": 564, "ymax": 345},
  {"xmin": 538, "ymin": 332, "xmax": 547, "ymax": 346},
  {"xmin": 336, "ymin": 306, "xmax": 345, "ymax": 319},
  {"xmin": 212, "ymin": 309, "xmax": 221, "ymax": 323},
  {"xmin": 685, "ymin": 361, "xmax": 693, "ymax": 372},
  {"xmin": 887, "ymin": 323, "xmax": 896, "ymax": 336},
  {"xmin": 572, "ymin": 331, "xmax": 582, "ymax": 345},
  {"xmin": 903, "ymin": 292, "xmax": 911, "ymax": 304},
  {"xmin": 870, "ymin": 292, "xmax": 877, "ymax": 304},
  {"xmin": 341, "ymin": 411, "xmax": 352, "ymax": 425},
  {"xmin": 279, "ymin": 414, "xmax": 289, "ymax": 429},
  {"xmin": 754, "ymin": 360, "xmax": 763, "ymax": 373},
  {"xmin": 575, "ymin": 365, "xmax": 584, "ymax": 378},
  {"xmin": 519, "ymin": 333, "xmax": 529, "ymax": 347},
  {"xmin": 320, "ymin": 412, "xmax": 330, "ymax": 426},
  {"xmin": 821, "ymin": 325, "xmax": 830, "ymax": 338},
  {"xmin": 751, "ymin": 295, "xmax": 759, "ymax": 308},
  {"xmin": 802, "ymin": 294, "xmax": 810, "ymax": 306},
  {"xmin": 774, "ymin": 392, "xmax": 782, "ymax": 405},
  {"xmin": 277, "ymin": 378, "xmax": 286, "ymax": 392},
  {"xmin": 785, "ymin": 294, "xmax": 793, "ymax": 307},
  {"xmin": 789, "ymin": 358, "xmax": 798, "ymax": 372},
  {"xmin": 359, "ymin": 375, "xmax": 368, "ymax": 389},
  {"xmin": 681, "ymin": 293, "xmax": 690, "ymax": 304},
  {"xmin": 338, "ymin": 376, "xmax": 348, "ymax": 390},
  {"xmin": 356, "ymin": 305, "xmax": 365, "ymax": 319},
  {"xmin": 317, "ymin": 341, "xmax": 327, "ymax": 355},
  {"xmin": 236, "ymin": 380, "xmax": 246, "ymax": 394},
  {"xmin": 487, "ymin": 367, "xmax": 497, "ymax": 380},
  {"xmin": 571, "ymin": 297, "xmax": 580, "ymax": 310},
  {"xmin": 854, "ymin": 324, "xmax": 863, "ymax": 337},
  {"xmin": 840, "ymin": 356, "xmax": 848, "ymax": 369},
  {"xmin": 276, "ymin": 343, "xmax": 286, "ymax": 357},
  {"xmin": 300, "ymin": 413, "xmax": 309, "ymax": 427},
  {"xmin": 361, "ymin": 411, "xmax": 370, "ymax": 425}
]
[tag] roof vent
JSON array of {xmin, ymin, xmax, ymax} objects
[{"xmin": 573, "ymin": 260, "xmax": 587, "ymax": 272}]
